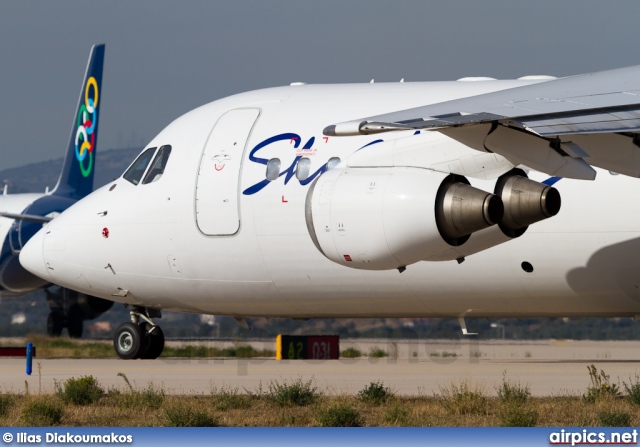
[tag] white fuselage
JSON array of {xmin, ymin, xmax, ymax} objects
[{"xmin": 20, "ymin": 81, "xmax": 640, "ymax": 319}]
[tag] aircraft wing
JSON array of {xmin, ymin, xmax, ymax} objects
[
  {"xmin": 0, "ymin": 212, "xmax": 53, "ymax": 223},
  {"xmin": 325, "ymin": 64, "xmax": 640, "ymax": 180}
]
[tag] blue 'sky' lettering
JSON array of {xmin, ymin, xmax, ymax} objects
[{"xmin": 243, "ymin": 133, "xmax": 328, "ymax": 195}]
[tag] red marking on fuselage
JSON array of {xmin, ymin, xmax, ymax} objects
[
  {"xmin": 102, "ymin": 228, "xmax": 109, "ymax": 238},
  {"xmin": 282, "ymin": 196, "xmax": 288, "ymax": 203},
  {"xmin": 323, "ymin": 137, "xmax": 329, "ymax": 143},
  {"xmin": 215, "ymin": 164, "xmax": 225, "ymax": 171}
]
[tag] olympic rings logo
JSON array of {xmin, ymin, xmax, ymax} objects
[{"xmin": 74, "ymin": 76, "xmax": 99, "ymax": 177}]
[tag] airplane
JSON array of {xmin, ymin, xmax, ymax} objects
[
  {"xmin": 1, "ymin": 44, "xmax": 113, "ymax": 338},
  {"xmin": 18, "ymin": 63, "xmax": 640, "ymax": 359}
]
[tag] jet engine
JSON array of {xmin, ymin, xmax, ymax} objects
[
  {"xmin": 425, "ymin": 169, "xmax": 561, "ymax": 261},
  {"xmin": 305, "ymin": 167, "xmax": 503, "ymax": 270}
]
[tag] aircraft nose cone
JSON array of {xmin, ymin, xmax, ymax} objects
[{"xmin": 19, "ymin": 228, "xmax": 50, "ymax": 281}]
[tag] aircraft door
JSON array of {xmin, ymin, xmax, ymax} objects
[{"xmin": 195, "ymin": 108, "xmax": 259, "ymax": 235}]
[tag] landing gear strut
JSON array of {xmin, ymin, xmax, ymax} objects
[{"xmin": 113, "ymin": 307, "xmax": 164, "ymax": 360}]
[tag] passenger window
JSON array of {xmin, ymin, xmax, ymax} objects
[
  {"xmin": 142, "ymin": 145, "xmax": 172, "ymax": 184},
  {"xmin": 266, "ymin": 158, "xmax": 281, "ymax": 181},
  {"xmin": 296, "ymin": 157, "xmax": 311, "ymax": 180},
  {"xmin": 326, "ymin": 157, "xmax": 341, "ymax": 170},
  {"xmin": 123, "ymin": 148, "xmax": 156, "ymax": 185}
]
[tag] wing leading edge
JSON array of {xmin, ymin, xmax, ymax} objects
[{"xmin": 325, "ymin": 64, "xmax": 640, "ymax": 179}]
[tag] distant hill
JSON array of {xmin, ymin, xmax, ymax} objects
[{"xmin": 0, "ymin": 147, "xmax": 141, "ymax": 194}]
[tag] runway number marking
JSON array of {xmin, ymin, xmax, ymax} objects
[{"xmin": 288, "ymin": 342, "xmax": 304, "ymax": 359}]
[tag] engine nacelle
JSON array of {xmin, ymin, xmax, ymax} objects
[{"xmin": 305, "ymin": 167, "xmax": 502, "ymax": 270}]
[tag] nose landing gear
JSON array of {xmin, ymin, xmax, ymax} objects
[{"xmin": 113, "ymin": 307, "xmax": 165, "ymax": 360}]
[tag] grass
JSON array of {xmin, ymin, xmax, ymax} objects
[
  {"xmin": 623, "ymin": 375, "xmax": 640, "ymax": 406},
  {"xmin": 9, "ymin": 335, "xmax": 274, "ymax": 359},
  {"xmin": 495, "ymin": 372, "xmax": 536, "ymax": 426},
  {"xmin": 499, "ymin": 405, "xmax": 538, "ymax": 427},
  {"xmin": 20, "ymin": 396, "xmax": 64, "ymax": 426},
  {"xmin": 109, "ymin": 373, "xmax": 166, "ymax": 409},
  {"xmin": 437, "ymin": 381, "xmax": 488, "ymax": 416},
  {"xmin": 2, "ymin": 383, "xmax": 640, "ymax": 426},
  {"xmin": 162, "ymin": 345, "xmax": 274, "ymax": 358},
  {"xmin": 315, "ymin": 403, "xmax": 361, "ymax": 427},
  {"xmin": 3, "ymin": 361, "xmax": 640, "ymax": 426},
  {"xmin": 598, "ymin": 409, "xmax": 632, "ymax": 427},
  {"xmin": 496, "ymin": 372, "xmax": 531, "ymax": 404},
  {"xmin": 384, "ymin": 403, "xmax": 412, "ymax": 425},
  {"xmin": 210, "ymin": 385, "xmax": 251, "ymax": 411},
  {"xmin": 0, "ymin": 395, "xmax": 14, "ymax": 417},
  {"xmin": 165, "ymin": 402, "xmax": 218, "ymax": 427}
]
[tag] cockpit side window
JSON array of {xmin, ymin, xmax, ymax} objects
[
  {"xmin": 123, "ymin": 147, "xmax": 156, "ymax": 185},
  {"xmin": 142, "ymin": 145, "xmax": 172, "ymax": 184}
]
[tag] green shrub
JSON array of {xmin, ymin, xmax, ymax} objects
[
  {"xmin": 584, "ymin": 365, "xmax": 620, "ymax": 403},
  {"xmin": 340, "ymin": 348, "xmax": 362, "ymax": 358},
  {"xmin": 598, "ymin": 409, "xmax": 631, "ymax": 427},
  {"xmin": 368, "ymin": 347, "xmax": 388, "ymax": 358},
  {"xmin": 623, "ymin": 375, "xmax": 640, "ymax": 406},
  {"xmin": 58, "ymin": 376, "xmax": 104, "ymax": 405},
  {"xmin": 358, "ymin": 381, "xmax": 393, "ymax": 404},
  {"xmin": 499, "ymin": 405, "xmax": 538, "ymax": 427},
  {"xmin": 438, "ymin": 381, "xmax": 488, "ymax": 415},
  {"xmin": 211, "ymin": 385, "xmax": 250, "ymax": 411},
  {"xmin": 165, "ymin": 404, "xmax": 218, "ymax": 427},
  {"xmin": 21, "ymin": 397, "xmax": 63, "ymax": 426},
  {"xmin": 497, "ymin": 372, "xmax": 531, "ymax": 404},
  {"xmin": 0, "ymin": 394, "xmax": 14, "ymax": 417},
  {"xmin": 315, "ymin": 403, "xmax": 362, "ymax": 427},
  {"xmin": 267, "ymin": 377, "xmax": 319, "ymax": 407}
]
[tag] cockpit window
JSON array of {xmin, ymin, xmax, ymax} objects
[
  {"xmin": 142, "ymin": 145, "xmax": 172, "ymax": 184},
  {"xmin": 123, "ymin": 147, "xmax": 156, "ymax": 185}
]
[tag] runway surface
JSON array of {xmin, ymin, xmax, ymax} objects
[{"xmin": 3, "ymin": 339, "xmax": 640, "ymax": 396}]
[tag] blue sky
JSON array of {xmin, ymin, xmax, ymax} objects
[{"xmin": 1, "ymin": 0, "xmax": 639, "ymax": 169}]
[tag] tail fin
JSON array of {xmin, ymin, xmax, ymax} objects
[{"xmin": 52, "ymin": 44, "xmax": 105, "ymax": 199}]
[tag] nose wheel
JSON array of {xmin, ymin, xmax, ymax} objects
[{"xmin": 113, "ymin": 308, "xmax": 165, "ymax": 360}]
